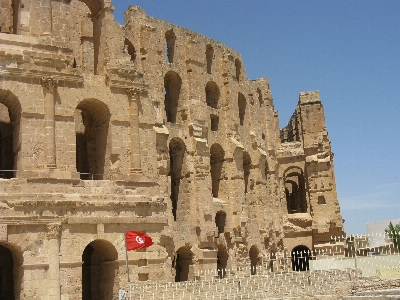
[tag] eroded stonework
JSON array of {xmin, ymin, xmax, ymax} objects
[{"xmin": 0, "ymin": 1, "xmax": 344, "ymax": 299}]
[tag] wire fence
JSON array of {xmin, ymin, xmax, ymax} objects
[{"xmin": 126, "ymin": 235, "xmax": 400, "ymax": 300}]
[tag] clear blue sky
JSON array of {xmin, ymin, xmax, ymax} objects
[{"xmin": 112, "ymin": 0, "xmax": 400, "ymax": 234}]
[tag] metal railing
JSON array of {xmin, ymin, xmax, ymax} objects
[{"xmin": 0, "ymin": 169, "xmax": 17, "ymax": 179}]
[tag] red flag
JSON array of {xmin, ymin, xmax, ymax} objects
[{"xmin": 125, "ymin": 230, "xmax": 154, "ymax": 251}]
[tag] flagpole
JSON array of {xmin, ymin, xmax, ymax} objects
[{"xmin": 125, "ymin": 230, "xmax": 131, "ymax": 283}]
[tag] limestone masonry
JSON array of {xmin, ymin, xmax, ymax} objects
[{"xmin": 0, "ymin": 0, "xmax": 344, "ymax": 299}]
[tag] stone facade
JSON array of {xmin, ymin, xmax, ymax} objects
[{"xmin": 0, "ymin": 1, "xmax": 344, "ymax": 299}]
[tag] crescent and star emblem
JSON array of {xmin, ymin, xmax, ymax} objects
[{"xmin": 136, "ymin": 236, "xmax": 145, "ymax": 244}]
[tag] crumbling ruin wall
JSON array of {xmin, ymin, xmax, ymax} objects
[
  {"xmin": 0, "ymin": 0, "xmax": 344, "ymax": 298},
  {"xmin": 279, "ymin": 91, "xmax": 344, "ymax": 253}
]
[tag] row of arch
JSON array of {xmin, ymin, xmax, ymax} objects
[
  {"xmin": 169, "ymin": 138, "xmax": 262, "ymax": 220},
  {"xmin": 0, "ymin": 88, "xmax": 308, "ymax": 215},
  {"xmin": 0, "ymin": 239, "xmax": 119, "ymax": 299},
  {"xmin": 0, "ymin": 239, "xmax": 311, "ymax": 299},
  {"xmin": 164, "ymin": 71, "xmax": 265, "ymax": 126},
  {"xmin": 164, "ymin": 30, "xmax": 241, "ymax": 81},
  {"xmin": 0, "ymin": 90, "xmax": 111, "ymax": 180}
]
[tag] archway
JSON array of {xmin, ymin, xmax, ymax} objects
[
  {"xmin": 238, "ymin": 93, "xmax": 246, "ymax": 126},
  {"xmin": 291, "ymin": 245, "xmax": 310, "ymax": 271},
  {"xmin": 75, "ymin": 99, "xmax": 110, "ymax": 180},
  {"xmin": 69, "ymin": 0, "xmax": 110, "ymax": 74},
  {"xmin": 0, "ymin": 242, "xmax": 23, "ymax": 300},
  {"xmin": 249, "ymin": 245, "xmax": 259, "ymax": 275},
  {"xmin": 0, "ymin": 245, "xmax": 14, "ymax": 299},
  {"xmin": 0, "ymin": 89, "xmax": 22, "ymax": 178},
  {"xmin": 243, "ymin": 151, "xmax": 252, "ymax": 194},
  {"xmin": 174, "ymin": 247, "xmax": 193, "ymax": 282},
  {"xmin": 165, "ymin": 30, "xmax": 176, "ymax": 63},
  {"xmin": 164, "ymin": 71, "xmax": 182, "ymax": 123},
  {"xmin": 284, "ymin": 167, "xmax": 307, "ymax": 214},
  {"xmin": 215, "ymin": 211, "xmax": 226, "ymax": 235},
  {"xmin": 217, "ymin": 245, "xmax": 228, "ymax": 278},
  {"xmin": 169, "ymin": 138, "xmax": 186, "ymax": 221},
  {"xmin": 82, "ymin": 240, "xmax": 118, "ymax": 300},
  {"xmin": 210, "ymin": 143, "xmax": 224, "ymax": 198},
  {"xmin": 205, "ymin": 81, "xmax": 219, "ymax": 109}
]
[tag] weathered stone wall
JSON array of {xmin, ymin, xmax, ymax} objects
[{"xmin": 0, "ymin": 0, "xmax": 344, "ymax": 298}]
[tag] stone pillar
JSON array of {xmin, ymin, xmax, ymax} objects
[
  {"xmin": 41, "ymin": 0, "xmax": 53, "ymax": 36},
  {"xmin": 46, "ymin": 223, "xmax": 61, "ymax": 300},
  {"xmin": 41, "ymin": 78, "xmax": 58, "ymax": 169},
  {"xmin": 127, "ymin": 88, "xmax": 143, "ymax": 173}
]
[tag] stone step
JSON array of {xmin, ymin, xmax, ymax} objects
[
  {"xmin": 343, "ymin": 289, "xmax": 400, "ymax": 300},
  {"xmin": 356, "ymin": 289, "xmax": 400, "ymax": 296},
  {"xmin": 343, "ymin": 295, "xmax": 400, "ymax": 300}
]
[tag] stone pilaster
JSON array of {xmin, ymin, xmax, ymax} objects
[
  {"xmin": 46, "ymin": 223, "xmax": 61, "ymax": 300},
  {"xmin": 41, "ymin": 77, "xmax": 58, "ymax": 169},
  {"xmin": 41, "ymin": 0, "xmax": 53, "ymax": 36},
  {"xmin": 127, "ymin": 88, "xmax": 144, "ymax": 173}
]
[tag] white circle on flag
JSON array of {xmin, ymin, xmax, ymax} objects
[{"xmin": 136, "ymin": 236, "xmax": 145, "ymax": 244}]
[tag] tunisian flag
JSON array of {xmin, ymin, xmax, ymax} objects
[{"xmin": 125, "ymin": 230, "xmax": 154, "ymax": 251}]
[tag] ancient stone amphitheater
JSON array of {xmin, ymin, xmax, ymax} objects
[{"xmin": 0, "ymin": 0, "xmax": 346, "ymax": 298}]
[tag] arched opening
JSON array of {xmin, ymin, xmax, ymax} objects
[
  {"xmin": 243, "ymin": 151, "xmax": 251, "ymax": 194},
  {"xmin": 69, "ymin": 0, "xmax": 107, "ymax": 74},
  {"xmin": 0, "ymin": 89, "xmax": 22, "ymax": 179},
  {"xmin": 169, "ymin": 138, "xmax": 186, "ymax": 221},
  {"xmin": 291, "ymin": 245, "xmax": 310, "ymax": 271},
  {"xmin": 205, "ymin": 81, "xmax": 219, "ymax": 109},
  {"xmin": 238, "ymin": 93, "xmax": 246, "ymax": 126},
  {"xmin": 206, "ymin": 44, "xmax": 214, "ymax": 74},
  {"xmin": 215, "ymin": 211, "xmax": 226, "ymax": 235},
  {"xmin": 257, "ymin": 88, "xmax": 264, "ymax": 107},
  {"xmin": 174, "ymin": 247, "xmax": 193, "ymax": 282},
  {"xmin": 210, "ymin": 143, "xmax": 224, "ymax": 198},
  {"xmin": 249, "ymin": 245, "xmax": 259, "ymax": 275},
  {"xmin": 124, "ymin": 38, "xmax": 136, "ymax": 62},
  {"xmin": 217, "ymin": 245, "xmax": 228, "ymax": 279},
  {"xmin": 75, "ymin": 99, "xmax": 110, "ymax": 180},
  {"xmin": 82, "ymin": 240, "xmax": 118, "ymax": 300},
  {"xmin": 284, "ymin": 167, "xmax": 307, "ymax": 214},
  {"xmin": 235, "ymin": 59, "xmax": 241, "ymax": 82},
  {"xmin": 165, "ymin": 29, "xmax": 176, "ymax": 63},
  {"xmin": 0, "ymin": 245, "xmax": 14, "ymax": 299},
  {"xmin": 0, "ymin": 242, "xmax": 23, "ymax": 300},
  {"xmin": 164, "ymin": 71, "xmax": 182, "ymax": 123}
]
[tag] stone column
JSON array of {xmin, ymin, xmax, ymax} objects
[
  {"xmin": 46, "ymin": 223, "xmax": 61, "ymax": 300},
  {"xmin": 41, "ymin": 0, "xmax": 53, "ymax": 36},
  {"xmin": 127, "ymin": 88, "xmax": 143, "ymax": 173},
  {"xmin": 41, "ymin": 78, "xmax": 58, "ymax": 169}
]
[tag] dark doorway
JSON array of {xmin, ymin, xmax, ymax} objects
[
  {"xmin": 169, "ymin": 138, "xmax": 186, "ymax": 221},
  {"xmin": 164, "ymin": 71, "xmax": 182, "ymax": 123},
  {"xmin": 284, "ymin": 168, "xmax": 307, "ymax": 214},
  {"xmin": 75, "ymin": 99, "xmax": 110, "ymax": 180},
  {"xmin": 210, "ymin": 144, "xmax": 224, "ymax": 198},
  {"xmin": 82, "ymin": 240, "xmax": 118, "ymax": 300},
  {"xmin": 0, "ymin": 90, "xmax": 22, "ymax": 179},
  {"xmin": 215, "ymin": 211, "xmax": 226, "ymax": 235},
  {"xmin": 291, "ymin": 245, "xmax": 310, "ymax": 271},
  {"xmin": 249, "ymin": 245, "xmax": 259, "ymax": 275},
  {"xmin": 217, "ymin": 245, "xmax": 228, "ymax": 279},
  {"xmin": 0, "ymin": 245, "xmax": 15, "ymax": 299},
  {"xmin": 174, "ymin": 247, "xmax": 193, "ymax": 282}
]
